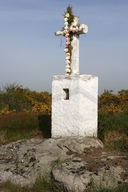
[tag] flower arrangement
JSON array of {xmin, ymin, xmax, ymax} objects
[
  {"xmin": 55, "ymin": 5, "xmax": 84, "ymax": 75},
  {"xmin": 63, "ymin": 6, "xmax": 74, "ymax": 74}
]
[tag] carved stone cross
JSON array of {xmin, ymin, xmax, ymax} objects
[{"xmin": 55, "ymin": 14, "xmax": 88, "ymax": 75}]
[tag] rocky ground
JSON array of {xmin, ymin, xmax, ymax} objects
[{"xmin": 0, "ymin": 137, "xmax": 128, "ymax": 192}]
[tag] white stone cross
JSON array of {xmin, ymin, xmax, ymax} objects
[{"xmin": 55, "ymin": 15, "xmax": 88, "ymax": 75}]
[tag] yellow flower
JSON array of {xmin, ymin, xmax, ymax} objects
[
  {"xmin": 72, "ymin": 27, "xmax": 76, "ymax": 33},
  {"xmin": 66, "ymin": 52, "xmax": 70, "ymax": 56},
  {"xmin": 65, "ymin": 33, "xmax": 69, "ymax": 37},
  {"xmin": 65, "ymin": 13, "xmax": 70, "ymax": 18},
  {"xmin": 66, "ymin": 68, "xmax": 71, "ymax": 73}
]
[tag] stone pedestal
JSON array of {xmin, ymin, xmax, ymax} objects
[{"xmin": 52, "ymin": 74, "xmax": 98, "ymax": 138}]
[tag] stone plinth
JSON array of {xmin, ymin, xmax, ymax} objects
[{"xmin": 52, "ymin": 74, "xmax": 98, "ymax": 138}]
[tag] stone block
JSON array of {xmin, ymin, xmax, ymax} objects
[{"xmin": 52, "ymin": 74, "xmax": 98, "ymax": 138}]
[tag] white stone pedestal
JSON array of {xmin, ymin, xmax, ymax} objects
[{"xmin": 52, "ymin": 74, "xmax": 98, "ymax": 138}]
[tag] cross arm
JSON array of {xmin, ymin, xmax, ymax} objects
[
  {"xmin": 77, "ymin": 24, "xmax": 88, "ymax": 34},
  {"xmin": 55, "ymin": 24, "xmax": 88, "ymax": 36},
  {"xmin": 54, "ymin": 30, "xmax": 64, "ymax": 36}
]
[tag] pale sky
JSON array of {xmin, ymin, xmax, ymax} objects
[{"xmin": 0, "ymin": 0, "xmax": 128, "ymax": 94}]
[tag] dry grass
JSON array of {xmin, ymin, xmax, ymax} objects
[
  {"xmin": 104, "ymin": 131, "xmax": 126, "ymax": 145},
  {"xmin": 104, "ymin": 131, "xmax": 128, "ymax": 152}
]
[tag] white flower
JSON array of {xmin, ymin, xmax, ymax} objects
[
  {"xmin": 64, "ymin": 48, "xmax": 68, "ymax": 52},
  {"xmin": 66, "ymin": 56, "xmax": 70, "ymax": 60},
  {"xmin": 66, "ymin": 60, "xmax": 70, "ymax": 64},
  {"xmin": 70, "ymin": 26, "xmax": 73, "ymax": 30},
  {"xmin": 64, "ymin": 22, "xmax": 68, "ymax": 26},
  {"xmin": 56, "ymin": 31, "xmax": 61, "ymax": 35},
  {"xmin": 79, "ymin": 26, "xmax": 83, "ymax": 31},
  {"xmin": 66, "ymin": 64, "xmax": 70, "ymax": 69},
  {"xmin": 64, "ymin": 18, "xmax": 68, "ymax": 22},
  {"xmin": 65, "ymin": 26, "xmax": 68, "ymax": 29}
]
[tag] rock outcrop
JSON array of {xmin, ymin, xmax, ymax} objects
[{"xmin": 0, "ymin": 137, "xmax": 127, "ymax": 191}]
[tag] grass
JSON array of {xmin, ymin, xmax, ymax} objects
[
  {"xmin": 1, "ymin": 179, "xmax": 128, "ymax": 192},
  {"xmin": 98, "ymin": 109, "xmax": 128, "ymax": 152},
  {"xmin": 0, "ymin": 112, "xmax": 40, "ymax": 145},
  {"xmin": 86, "ymin": 183, "xmax": 128, "ymax": 192},
  {"xmin": 0, "ymin": 176, "xmax": 61, "ymax": 192},
  {"xmin": 0, "ymin": 112, "xmax": 51, "ymax": 145},
  {"xmin": 98, "ymin": 110, "xmax": 128, "ymax": 136}
]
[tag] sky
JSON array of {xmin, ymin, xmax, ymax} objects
[{"xmin": 0, "ymin": 0, "xmax": 128, "ymax": 95}]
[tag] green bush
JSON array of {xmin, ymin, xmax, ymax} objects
[{"xmin": 0, "ymin": 83, "xmax": 32, "ymax": 111}]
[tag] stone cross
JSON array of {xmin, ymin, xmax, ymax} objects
[
  {"xmin": 55, "ymin": 15, "xmax": 88, "ymax": 75},
  {"xmin": 52, "ymin": 8, "xmax": 98, "ymax": 138}
]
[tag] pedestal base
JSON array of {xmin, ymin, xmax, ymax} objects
[{"xmin": 52, "ymin": 74, "xmax": 98, "ymax": 138}]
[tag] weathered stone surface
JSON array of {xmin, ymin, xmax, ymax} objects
[
  {"xmin": 52, "ymin": 160, "xmax": 125, "ymax": 192},
  {"xmin": 52, "ymin": 147, "xmax": 128, "ymax": 192},
  {"xmin": 0, "ymin": 137, "xmax": 102, "ymax": 186},
  {"xmin": 0, "ymin": 137, "xmax": 128, "ymax": 191}
]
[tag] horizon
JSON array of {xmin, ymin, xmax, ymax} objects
[{"xmin": 0, "ymin": 0, "xmax": 128, "ymax": 94}]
